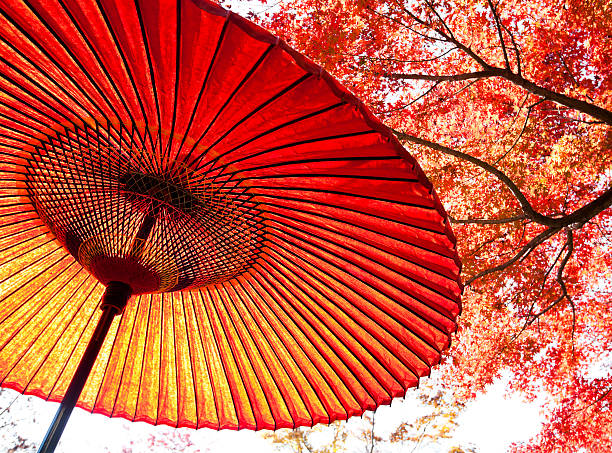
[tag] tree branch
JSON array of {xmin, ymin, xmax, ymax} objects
[
  {"xmin": 488, "ymin": 0, "xmax": 511, "ymax": 69},
  {"xmin": 383, "ymin": 0, "xmax": 612, "ymax": 124},
  {"xmin": 392, "ymin": 130, "xmax": 553, "ymax": 222},
  {"xmin": 494, "ymin": 97, "xmax": 542, "ymax": 164},
  {"xmin": 386, "ymin": 67, "xmax": 612, "ymax": 125},
  {"xmin": 531, "ymin": 229, "xmax": 575, "ymax": 320},
  {"xmin": 510, "ymin": 229, "xmax": 575, "ymax": 342},
  {"xmin": 501, "ymin": 21, "xmax": 522, "ymax": 76},
  {"xmin": 385, "ymin": 70, "xmax": 497, "ymax": 82},
  {"xmin": 393, "ymin": 130, "xmax": 612, "ymax": 228},
  {"xmin": 501, "ymin": 69, "xmax": 612, "ymax": 125},
  {"xmin": 449, "ymin": 214, "xmax": 525, "ymax": 225},
  {"xmin": 377, "ymin": 0, "xmax": 612, "ymax": 124},
  {"xmin": 465, "ymin": 227, "xmax": 560, "ymax": 285}
]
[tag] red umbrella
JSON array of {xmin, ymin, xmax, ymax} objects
[{"xmin": 0, "ymin": 0, "xmax": 462, "ymax": 451}]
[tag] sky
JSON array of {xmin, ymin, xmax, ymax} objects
[{"xmin": 0, "ymin": 372, "xmax": 544, "ymax": 453}]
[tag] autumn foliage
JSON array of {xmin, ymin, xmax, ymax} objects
[{"xmin": 249, "ymin": 0, "xmax": 612, "ymax": 450}]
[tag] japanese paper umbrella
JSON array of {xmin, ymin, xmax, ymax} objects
[{"xmin": 0, "ymin": 0, "xmax": 462, "ymax": 451}]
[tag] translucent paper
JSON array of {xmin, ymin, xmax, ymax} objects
[{"xmin": 0, "ymin": 0, "xmax": 462, "ymax": 429}]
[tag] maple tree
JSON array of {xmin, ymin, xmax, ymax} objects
[
  {"xmin": 243, "ymin": 0, "xmax": 612, "ymax": 450},
  {"xmin": 0, "ymin": 389, "xmax": 36, "ymax": 452},
  {"xmin": 264, "ymin": 384, "xmax": 468, "ymax": 453},
  {"xmin": 265, "ymin": 421, "xmax": 349, "ymax": 453},
  {"xmin": 389, "ymin": 390, "xmax": 464, "ymax": 451}
]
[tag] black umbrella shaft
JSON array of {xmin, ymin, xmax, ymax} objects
[
  {"xmin": 37, "ymin": 281, "xmax": 132, "ymax": 453},
  {"xmin": 134, "ymin": 211, "xmax": 158, "ymax": 242}
]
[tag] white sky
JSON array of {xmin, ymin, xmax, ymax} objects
[{"xmin": 1, "ymin": 373, "xmax": 544, "ymax": 453}]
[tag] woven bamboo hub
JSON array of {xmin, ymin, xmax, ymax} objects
[{"xmin": 23, "ymin": 122, "xmax": 264, "ymax": 294}]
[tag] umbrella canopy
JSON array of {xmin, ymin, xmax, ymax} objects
[{"xmin": 0, "ymin": 0, "xmax": 462, "ymax": 433}]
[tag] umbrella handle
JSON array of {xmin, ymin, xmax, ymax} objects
[{"xmin": 37, "ymin": 281, "xmax": 132, "ymax": 453}]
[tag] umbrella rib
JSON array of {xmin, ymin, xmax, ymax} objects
[
  {"xmin": 211, "ymin": 130, "xmax": 378, "ymax": 177},
  {"xmin": 0, "ymin": 142, "xmax": 28, "ymax": 155},
  {"xmin": 0, "ymin": 101, "xmax": 52, "ymax": 131},
  {"xmin": 0, "ymin": 2, "xmax": 114, "ymax": 124},
  {"xmin": 0, "ymin": 208, "xmax": 36, "ymax": 220},
  {"xmin": 170, "ymin": 15, "xmax": 231, "ymax": 175},
  {"xmin": 224, "ymin": 156, "xmax": 412, "ymax": 184},
  {"xmin": 93, "ymin": 2, "xmax": 156, "ymax": 156},
  {"xmin": 229, "ymin": 281, "xmax": 302, "ymax": 429},
  {"xmin": 0, "ymin": 224, "xmax": 44, "ymax": 246},
  {"xmin": 171, "ymin": 295, "xmax": 181, "ymax": 427},
  {"xmin": 221, "ymin": 154, "xmax": 401, "ymax": 178},
  {"xmin": 266, "ymin": 227, "xmax": 453, "ymax": 344},
  {"xmin": 1, "ymin": 269, "xmax": 85, "ymax": 390},
  {"xmin": 0, "ymin": 109, "xmax": 44, "ymax": 134},
  {"xmin": 0, "ymin": 195, "xmax": 28, "ymax": 203},
  {"xmin": 72, "ymin": 121, "xmax": 123, "ymax": 169},
  {"xmin": 249, "ymin": 266, "xmax": 366, "ymax": 416},
  {"xmin": 0, "ymin": 82, "xmax": 71, "ymax": 127},
  {"xmin": 0, "ymin": 240, "xmax": 60, "ymax": 290},
  {"xmin": 160, "ymin": 0, "xmax": 182, "ymax": 172},
  {"xmin": 266, "ymin": 217, "xmax": 459, "ymax": 315},
  {"xmin": 263, "ymin": 248, "xmax": 422, "ymax": 387},
  {"xmin": 208, "ymin": 102, "xmax": 346, "ymax": 170},
  {"xmin": 0, "ymin": 259, "xmax": 79, "ymax": 356},
  {"xmin": 54, "ymin": 1, "xmax": 148, "ymax": 149},
  {"xmin": 254, "ymin": 186, "xmax": 438, "ymax": 211},
  {"xmin": 47, "ymin": 279, "xmax": 101, "ymax": 400},
  {"xmin": 256, "ymin": 193, "xmax": 447, "ymax": 237},
  {"xmin": 84, "ymin": 136, "xmax": 133, "ymax": 246},
  {"xmin": 198, "ymin": 73, "xmax": 313, "ymax": 165},
  {"xmin": 206, "ymin": 284, "xmax": 261, "ymax": 429},
  {"xmin": 232, "ymin": 278, "xmax": 317, "ymax": 427},
  {"xmin": 0, "ymin": 126, "xmax": 39, "ymax": 150},
  {"xmin": 124, "ymin": 121, "xmax": 162, "ymax": 181},
  {"xmin": 253, "ymin": 269, "xmax": 360, "ymax": 421},
  {"xmin": 73, "ymin": 120, "xmax": 157, "ymax": 192},
  {"xmin": 0, "ymin": 39, "xmax": 104, "ymax": 126},
  {"xmin": 155, "ymin": 293, "xmax": 165, "ymax": 425},
  {"xmin": 239, "ymin": 172, "xmax": 421, "ymax": 183},
  {"xmin": 133, "ymin": 296, "xmax": 152, "ymax": 423},
  {"xmin": 21, "ymin": 272, "xmax": 93, "ymax": 394},
  {"xmin": 16, "ymin": 1, "xmax": 120, "ymax": 120},
  {"xmin": 110, "ymin": 296, "xmax": 144, "ymax": 418},
  {"xmin": 181, "ymin": 43, "xmax": 277, "ymax": 167},
  {"xmin": 236, "ymin": 276, "xmax": 333, "ymax": 425},
  {"xmin": 0, "ymin": 218, "xmax": 46, "ymax": 240},
  {"xmin": 91, "ymin": 302, "xmax": 128, "ymax": 413},
  {"xmin": 0, "ymin": 41, "xmax": 100, "ymax": 128},
  {"xmin": 163, "ymin": 294, "xmax": 180, "ymax": 427},
  {"xmin": 0, "ymin": 148, "xmax": 30, "ymax": 161},
  {"xmin": 265, "ymin": 241, "xmax": 437, "ymax": 375},
  {"xmin": 262, "ymin": 202, "xmax": 460, "ymax": 280},
  {"xmin": 36, "ymin": 139, "xmax": 101, "ymax": 243},
  {"xmin": 0, "ymin": 229, "xmax": 47, "ymax": 254},
  {"xmin": 82, "ymin": 120, "xmax": 147, "ymax": 174},
  {"xmin": 177, "ymin": 291, "xmax": 200, "ymax": 427},
  {"xmin": 199, "ymin": 286, "xmax": 244, "ymax": 428},
  {"xmin": 133, "ymin": 0, "xmax": 164, "ymax": 174},
  {"xmin": 189, "ymin": 290, "xmax": 223, "ymax": 429},
  {"xmin": 0, "ymin": 132, "xmax": 31, "ymax": 147},
  {"xmin": 217, "ymin": 283, "xmax": 280, "ymax": 430}
]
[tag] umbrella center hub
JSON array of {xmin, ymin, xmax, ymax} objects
[
  {"xmin": 119, "ymin": 171, "xmax": 203, "ymax": 214},
  {"xmin": 23, "ymin": 122, "xmax": 265, "ymax": 294}
]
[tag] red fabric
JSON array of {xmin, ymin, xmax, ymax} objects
[{"xmin": 0, "ymin": 0, "xmax": 461, "ymax": 429}]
